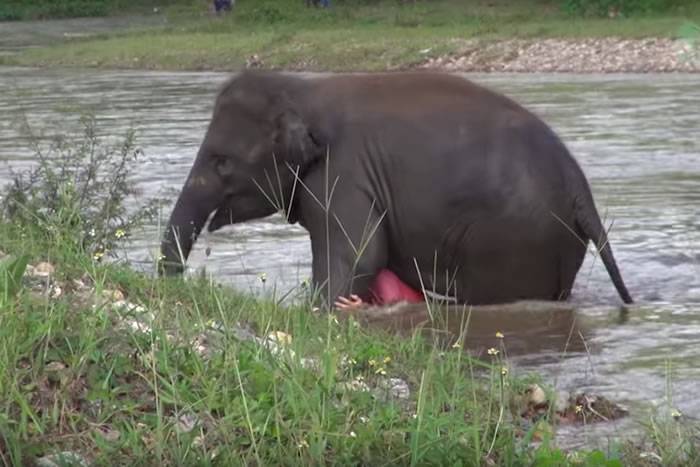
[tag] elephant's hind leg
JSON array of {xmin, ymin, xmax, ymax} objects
[
  {"xmin": 452, "ymin": 217, "xmax": 567, "ymax": 305},
  {"xmin": 556, "ymin": 226, "xmax": 588, "ymax": 300}
]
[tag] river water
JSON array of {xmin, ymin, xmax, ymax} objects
[{"xmin": 1, "ymin": 66, "xmax": 699, "ymax": 450}]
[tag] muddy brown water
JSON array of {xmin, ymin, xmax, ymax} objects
[{"xmin": 1, "ymin": 66, "xmax": 699, "ymax": 450}]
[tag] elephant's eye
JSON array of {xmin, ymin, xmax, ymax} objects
[
  {"xmin": 212, "ymin": 154, "xmax": 237, "ymax": 176},
  {"xmin": 211, "ymin": 153, "xmax": 230, "ymax": 166}
]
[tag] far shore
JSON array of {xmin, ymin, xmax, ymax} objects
[
  {"xmin": 1, "ymin": 4, "xmax": 698, "ymax": 75},
  {"xmin": 3, "ymin": 35, "xmax": 698, "ymax": 74}
]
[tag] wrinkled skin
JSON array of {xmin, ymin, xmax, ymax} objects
[{"xmin": 160, "ymin": 71, "xmax": 633, "ymax": 307}]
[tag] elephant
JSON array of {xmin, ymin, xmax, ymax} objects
[{"xmin": 159, "ymin": 70, "xmax": 633, "ymax": 307}]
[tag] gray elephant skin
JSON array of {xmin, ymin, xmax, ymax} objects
[{"xmin": 159, "ymin": 71, "xmax": 633, "ymax": 306}]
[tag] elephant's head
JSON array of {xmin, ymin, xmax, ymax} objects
[{"xmin": 159, "ymin": 72, "xmax": 323, "ymax": 275}]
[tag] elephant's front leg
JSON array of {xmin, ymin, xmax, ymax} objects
[{"xmin": 305, "ymin": 194, "xmax": 389, "ymax": 309}]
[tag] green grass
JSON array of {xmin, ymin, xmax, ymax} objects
[
  {"xmin": 3, "ymin": 0, "xmax": 699, "ymax": 71},
  {"xmin": 0, "ymin": 218, "xmax": 601, "ymax": 465}
]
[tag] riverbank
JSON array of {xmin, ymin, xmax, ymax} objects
[{"xmin": 1, "ymin": 1, "xmax": 698, "ymax": 73}]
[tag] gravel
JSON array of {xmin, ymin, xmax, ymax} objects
[{"xmin": 420, "ymin": 38, "xmax": 699, "ymax": 73}]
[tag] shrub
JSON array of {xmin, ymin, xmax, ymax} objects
[{"xmin": 1, "ymin": 115, "xmax": 161, "ymax": 261}]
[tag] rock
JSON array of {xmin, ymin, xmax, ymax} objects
[
  {"xmin": 45, "ymin": 361, "xmax": 67, "ymax": 372},
  {"xmin": 72, "ymin": 279, "xmax": 88, "ymax": 290},
  {"xmin": 95, "ymin": 425, "xmax": 120, "ymax": 442},
  {"xmin": 246, "ymin": 54, "xmax": 264, "ymax": 69},
  {"xmin": 526, "ymin": 384, "xmax": 547, "ymax": 406},
  {"xmin": 376, "ymin": 377, "xmax": 410, "ymax": 400},
  {"xmin": 49, "ymin": 285, "xmax": 63, "ymax": 299},
  {"xmin": 300, "ymin": 357, "xmax": 320, "ymax": 371},
  {"xmin": 267, "ymin": 331, "xmax": 292, "ymax": 346},
  {"xmin": 339, "ymin": 377, "xmax": 371, "ymax": 393},
  {"xmin": 120, "ymin": 318, "xmax": 153, "ymax": 334},
  {"xmin": 553, "ymin": 390, "xmax": 570, "ymax": 414},
  {"xmin": 101, "ymin": 289, "xmax": 125, "ymax": 302},
  {"xmin": 174, "ymin": 413, "xmax": 198, "ymax": 433},
  {"xmin": 36, "ymin": 451, "xmax": 89, "ymax": 467},
  {"xmin": 32, "ymin": 262, "xmax": 55, "ymax": 277},
  {"xmin": 111, "ymin": 300, "xmax": 147, "ymax": 314}
]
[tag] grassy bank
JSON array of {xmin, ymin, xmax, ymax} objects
[
  {"xmin": 2, "ymin": 0, "xmax": 699, "ymax": 72},
  {"xmin": 4, "ymin": 117, "xmax": 696, "ymax": 465}
]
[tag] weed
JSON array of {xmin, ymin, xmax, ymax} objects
[
  {"xmin": 0, "ymin": 253, "xmax": 29, "ymax": 305},
  {"xmin": 1, "ymin": 115, "xmax": 161, "ymax": 264}
]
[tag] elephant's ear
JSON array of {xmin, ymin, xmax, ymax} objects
[{"xmin": 273, "ymin": 101, "xmax": 323, "ymax": 169}]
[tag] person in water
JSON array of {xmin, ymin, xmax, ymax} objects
[{"xmin": 334, "ymin": 269, "xmax": 424, "ymax": 310}]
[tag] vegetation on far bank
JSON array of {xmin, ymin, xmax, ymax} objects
[
  {"xmin": 0, "ymin": 0, "xmax": 192, "ymax": 21},
  {"xmin": 1, "ymin": 0, "xmax": 699, "ymax": 72},
  {"xmin": 1, "ymin": 116, "xmax": 697, "ymax": 465}
]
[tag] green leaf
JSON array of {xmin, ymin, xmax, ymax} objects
[{"xmin": 0, "ymin": 254, "xmax": 30, "ymax": 302}]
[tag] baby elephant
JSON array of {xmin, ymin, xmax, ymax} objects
[{"xmin": 159, "ymin": 71, "xmax": 633, "ymax": 307}]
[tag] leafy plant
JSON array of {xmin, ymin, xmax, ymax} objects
[
  {"xmin": 0, "ymin": 253, "xmax": 29, "ymax": 304},
  {"xmin": 1, "ymin": 115, "xmax": 161, "ymax": 261}
]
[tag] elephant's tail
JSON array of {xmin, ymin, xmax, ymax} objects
[{"xmin": 574, "ymin": 192, "xmax": 633, "ymax": 305}]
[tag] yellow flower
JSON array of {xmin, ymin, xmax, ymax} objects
[
  {"xmin": 115, "ymin": 229, "xmax": 126, "ymax": 239},
  {"xmin": 383, "ymin": 356, "xmax": 391, "ymax": 364},
  {"xmin": 368, "ymin": 359, "xmax": 377, "ymax": 367},
  {"xmin": 487, "ymin": 347, "xmax": 499, "ymax": 356},
  {"xmin": 495, "ymin": 331, "xmax": 504, "ymax": 339},
  {"xmin": 93, "ymin": 251, "xmax": 105, "ymax": 261},
  {"xmin": 500, "ymin": 367, "xmax": 508, "ymax": 376},
  {"xmin": 575, "ymin": 405, "xmax": 583, "ymax": 414},
  {"xmin": 451, "ymin": 341, "xmax": 462, "ymax": 349},
  {"xmin": 375, "ymin": 367, "xmax": 387, "ymax": 375}
]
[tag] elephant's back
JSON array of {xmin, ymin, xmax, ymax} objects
[{"xmin": 315, "ymin": 72, "xmax": 526, "ymax": 126}]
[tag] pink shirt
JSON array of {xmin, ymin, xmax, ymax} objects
[{"xmin": 367, "ymin": 269, "xmax": 424, "ymax": 305}]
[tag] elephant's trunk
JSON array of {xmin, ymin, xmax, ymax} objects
[{"xmin": 159, "ymin": 167, "xmax": 221, "ymax": 275}]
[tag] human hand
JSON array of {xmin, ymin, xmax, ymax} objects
[{"xmin": 334, "ymin": 294, "xmax": 365, "ymax": 311}]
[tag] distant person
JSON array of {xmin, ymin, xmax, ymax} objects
[
  {"xmin": 214, "ymin": 0, "xmax": 232, "ymax": 14},
  {"xmin": 305, "ymin": 0, "xmax": 330, "ymax": 8}
]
